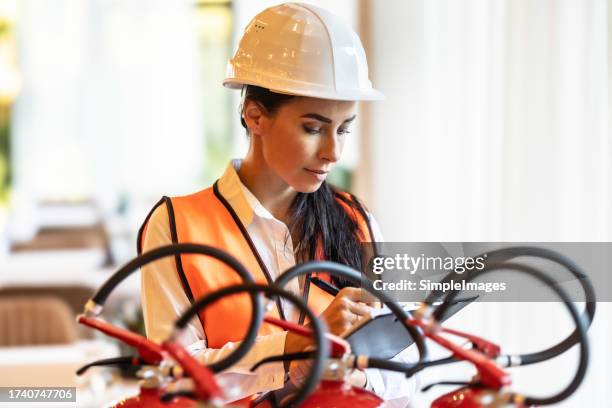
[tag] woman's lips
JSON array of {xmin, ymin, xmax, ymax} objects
[{"xmin": 305, "ymin": 168, "xmax": 329, "ymax": 181}]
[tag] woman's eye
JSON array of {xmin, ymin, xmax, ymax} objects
[
  {"xmin": 338, "ymin": 128, "xmax": 352, "ymax": 135},
  {"xmin": 303, "ymin": 125, "xmax": 323, "ymax": 135}
]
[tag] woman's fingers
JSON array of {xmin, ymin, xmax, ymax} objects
[
  {"xmin": 337, "ymin": 287, "xmax": 365, "ymax": 301},
  {"xmin": 347, "ymin": 299, "xmax": 371, "ymax": 317},
  {"xmin": 340, "ymin": 288, "xmax": 381, "ymax": 308},
  {"xmin": 336, "ymin": 288, "xmax": 371, "ymax": 316},
  {"xmin": 319, "ymin": 286, "xmax": 375, "ymax": 335}
]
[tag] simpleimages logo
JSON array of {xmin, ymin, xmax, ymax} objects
[{"xmin": 371, "ymin": 253, "xmax": 487, "ymax": 275}]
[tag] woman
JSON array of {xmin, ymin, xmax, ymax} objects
[{"xmin": 140, "ymin": 3, "xmax": 418, "ymax": 406}]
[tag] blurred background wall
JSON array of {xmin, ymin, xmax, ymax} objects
[
  {"xmin": 362, "ymin": 1, "xmax": 610, "ymax": 406},
  {"xmin": 0, "ymin": 0, "xmax": 609, "ymax": 406}
]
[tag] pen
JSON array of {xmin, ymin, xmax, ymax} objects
[{"xmin": 310, "ymin": 277, "xmax": 339, "ymax": 296}]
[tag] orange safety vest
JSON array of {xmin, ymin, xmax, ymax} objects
[{"xmin": 138, "ymin": 181, "xmax": 375, "ymax": 402}]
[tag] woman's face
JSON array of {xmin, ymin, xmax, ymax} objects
[{"xmin": 252, "ymin": 97, "xmax": 357, "ymax": 193}]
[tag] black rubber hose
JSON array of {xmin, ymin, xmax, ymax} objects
[
  {"xmin": 363, "ymin": 357, "xmax": 417, "ymax": 373},
  {"xmin": 434, "ymin": 261, "xmax": 589, "ymax": 406},
  {"xmin": 250, "ymin": 352, "xmax": 314, "ymax": 372},
  {"xmin": 91, "ymin": 243, "xmax": 253, "ymax": 305},
  {"xmin": 89, "ymin": 243, "xmax": 260, "ymax": 373},
  {"xmin": 274, "ymin": 261, "xmax": 428, "ymax": 366},
  {"xmin": 76, "ymin": 356, "xmax": 142, "ymax": 375},
  {"xmin": 175, "ymin": 283, "xmax": 328, "ymax": 408},
  {"xmin": 428, "ymin": 246, "xmax": 595, "ymax": 366},
  {"xmin": 368, "ymin": 355, "xmax": 461, "ymax": 377}
]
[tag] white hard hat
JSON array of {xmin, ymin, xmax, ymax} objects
[{"xmin": 223, "ymin": 2, "xmax": 383, "ymax": 101}]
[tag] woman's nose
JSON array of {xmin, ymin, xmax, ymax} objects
[{"xmin": 319, "ymin": 133, "xmax": 341, "ymax": 163}]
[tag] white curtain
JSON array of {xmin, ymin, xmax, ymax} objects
[{"xmin": 362, "ymin": 0, "xmax": 610, "ymax": 406}]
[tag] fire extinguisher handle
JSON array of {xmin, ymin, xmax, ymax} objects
[
  {"xmin": 263, "ymin": 316, "xmax": 351, "ymax": 357},
  {"xmin": 77, "ymin": 315, "xmax": 164, "ymax": 364},
  {"xmin": 163, "ymin": 340, "xmax": 223, "ymax": 401}
]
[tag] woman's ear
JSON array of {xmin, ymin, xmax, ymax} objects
[{"xmin": 243, "ymin": 100, "xmax": 267, "ymax": 136}]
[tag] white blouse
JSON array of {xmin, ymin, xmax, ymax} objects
[{"xmin": 141, "ymin": 159, "xmax": 419, "ymax": 406}]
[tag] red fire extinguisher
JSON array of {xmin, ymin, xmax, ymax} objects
[
  {"xmin": 420, "ymin": 259, "xmax": 590, "ymax": 407},
  {"xmin": 161, "ymin": 279, "xmax": 386, "ymax": 407},
  {"xmin": 76, "ymin": 243, "xmax": 265, "ymax": 407},
  {"xmin": 77, "ymin": 244, "xmax": 332, "ymax": 407},
  {"xmin": 265, "ymin": 256, "xmax": 591, "ymax": 407},
  {"xmin": 163, "ymin": 282, "xmax": 331, "ymax": 407},
  {"xmin": 418, "ymin": 247, "xmax": 595, "ymax": 407},
  {"xmin": 266, "ymin": 260, "xmax": 430, "ymax": 408}
]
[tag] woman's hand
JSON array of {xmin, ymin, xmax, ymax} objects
[
  {"xmin": 284, "ymin": 287, "xmax": 372, "ymax": 386},
  {"xmin": 284, "ymin": 287, "xmax": 372, "ymax": 355},
  {"xmin": 318, "ymin": 287, "xmax": 372, "ymax": 336}
]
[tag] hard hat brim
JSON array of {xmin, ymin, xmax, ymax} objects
[{"xmin": 223, "ymin": 77, "xmax": 385, "ymax": 101}]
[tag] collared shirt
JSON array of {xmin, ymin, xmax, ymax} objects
[{"xmin": 141, "ymin": 160, "xmax": 419, "ymax": 406}]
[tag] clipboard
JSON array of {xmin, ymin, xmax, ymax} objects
[{"xmin": 344, "ymin": 296, "xmax": 478, "ymax": 360}]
